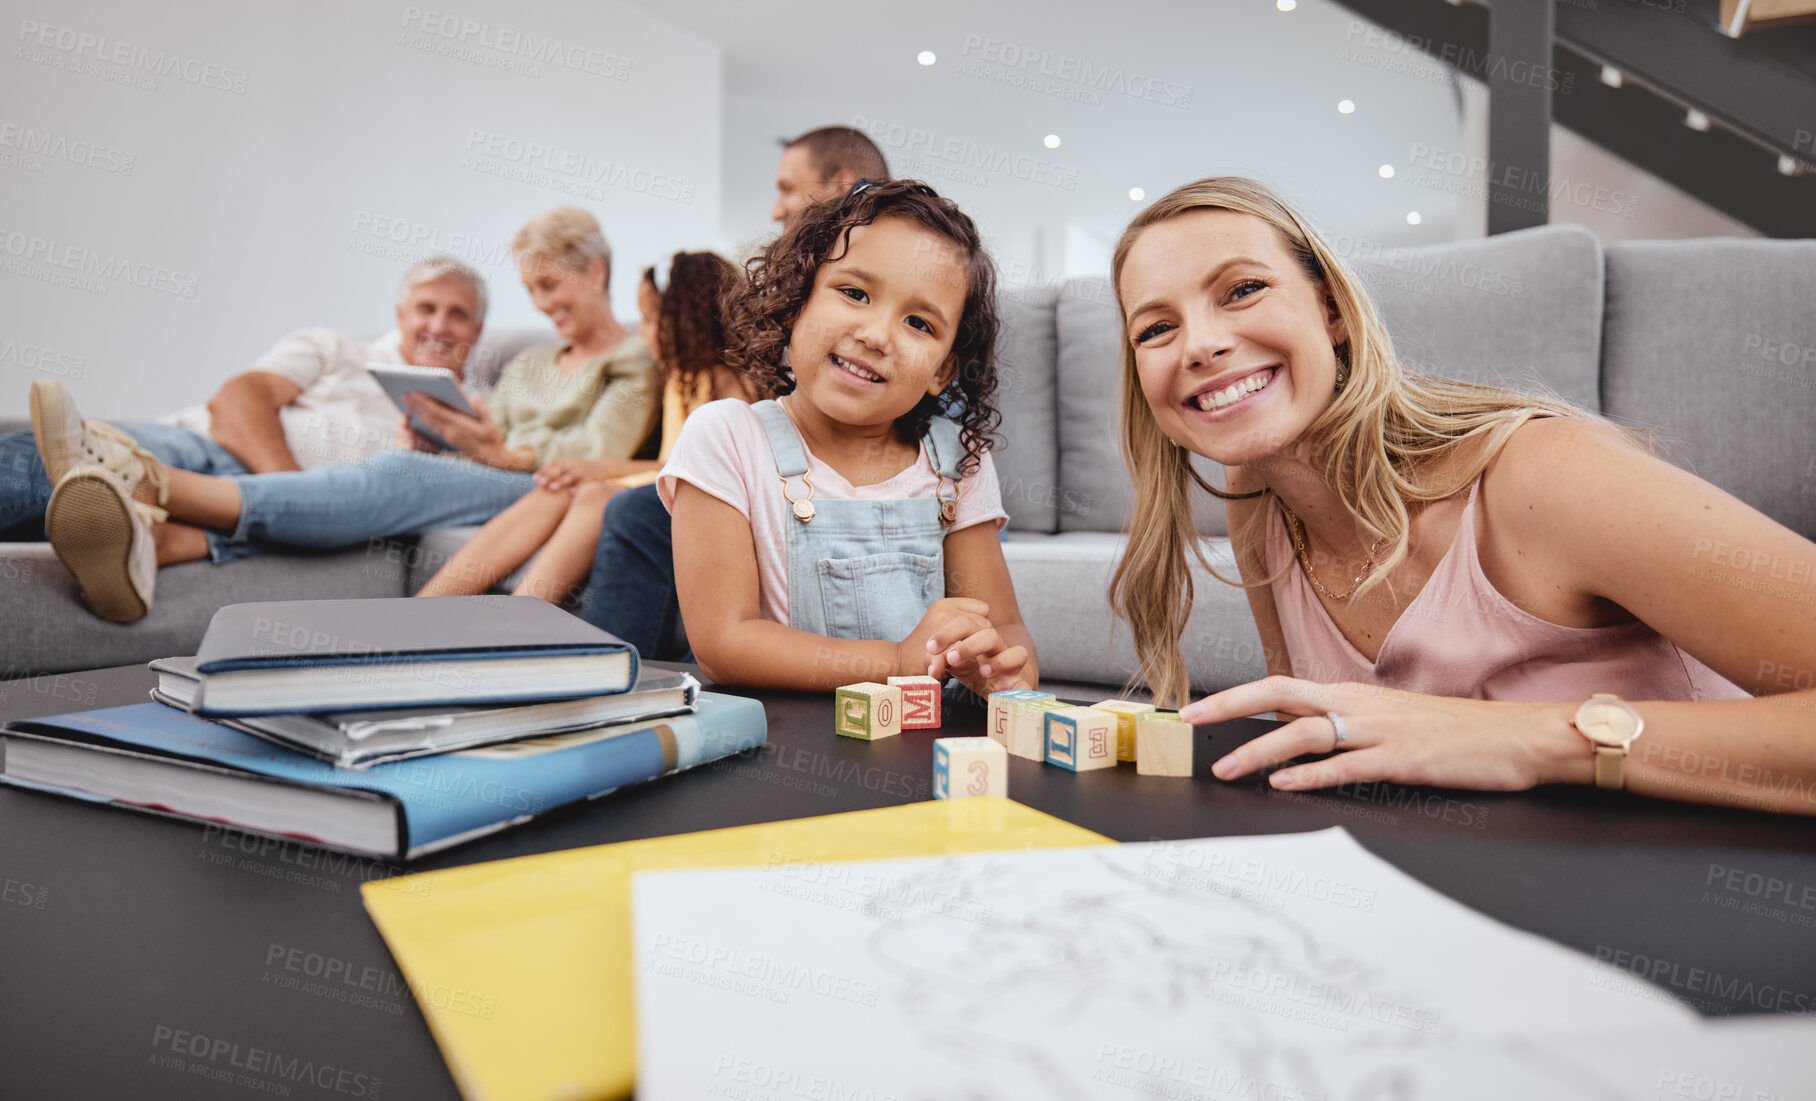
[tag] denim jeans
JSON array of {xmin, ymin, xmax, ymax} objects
[
  {"xmin": 217, "ymin": 450, "xmax": 535, "ymax": 564},
  {"xmin": 0, "ymin": 422, "xmax": 248, "ymax": 539},
  {"xmin": 575, "ymin": 483, "xmax": 689, "ymax": 660}
]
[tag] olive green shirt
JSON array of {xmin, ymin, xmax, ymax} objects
[{"xmin": 489, "ymin": 333, "xmax": 656, "ymax": 464}]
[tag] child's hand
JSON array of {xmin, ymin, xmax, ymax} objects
[
  {"xmin": 897, "ymin": 597, "xmax": 991, "ymax": 680},
  {"xmin": 928, "ymin": 622, "xmax": 1035, "ymax": 697}
]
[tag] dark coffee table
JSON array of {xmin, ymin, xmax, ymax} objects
[{"xmin": 2, "ymin": 663, "xmax": 1813, "ymax": 1099}]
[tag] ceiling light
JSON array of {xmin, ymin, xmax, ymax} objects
[
  {"xmin": 1600, "ymin": 65, "xmax": 1623, "ymax": 88},
  {"xmin": 1685, "ymin": 109, "xmax": 1711, "ymax": 132},
  {"xmin": 1277, "ymin": 0, "xmax": 1297, "ymax": 10},
  {"xmin": 1378, "ymin": 164, "xmax": 1395, "ymax": 179},
  {"xmin": 1338, "ymin": 99, "xmax": 1356, "ymax": 115},
  {"xmin": 1406, "ymin": 211, "xmax": 1423, "ymax": 225},
  {"xmin": 1044, "ymin": 134, "xmax": 1061, "ymax": 149},
  {"xmin": 917, "ymin": 50, "xmax": 937, "ymax": 66},
  {"xmin": 1129, "ymin": 187, "xmax": 1146, "ymax": 201}
]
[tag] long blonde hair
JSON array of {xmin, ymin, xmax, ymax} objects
[{"xmin": 1108, "ymin": 177, "xmax": 1628, "ymax": 707}]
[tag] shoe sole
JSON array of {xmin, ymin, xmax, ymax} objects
[
  {"xmin": 28, "ymin": 378, "xmax": 76, "ymax": 485},
  {"xmin": 46, "ymin": 472, "xmax": 148, "ymax": 624}
]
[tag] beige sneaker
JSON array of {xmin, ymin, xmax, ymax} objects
[
  {"xmin": 30, "ymin": 378, "xmax": 169, "ymax": 508},
  {"xmin": 45, "ymin": 465, "xmax": 167, "ymax": 623}
]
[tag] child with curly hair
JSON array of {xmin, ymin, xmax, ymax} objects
[
  {"xmin": 416, "ymin": 250, "xmax": 752, "ymax": 605},
  {"xmin": 662, "ymin": 180, "xmax": 1037, "ymax": 696}
]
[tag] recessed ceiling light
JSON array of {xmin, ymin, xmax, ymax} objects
[
  {"xmin": 1338, "ymin": 99, "xmax": 1357, "ymax": 115},
  {"xmin": 1378, "ymin": 164, "xmax": 1395, "ymax": 179},
  {"xmin": 1129, "ymin": 187, "xmax": 1146, "ymax": 202},
  {"xmin": 917, "ymin": 50, "xmax": 937, "ymax": 66},
  {"xmin": 1406, "ymin": 211, "xmax": 1423, "ymax": 225},
  {"xmin": 1684, "ymin": 109, "xmax": 1711, "ymax": 131},
  {"xmin": 1044, "ymin": 134, "xmax": 1061, "ymax": 149},
  {"xmin": 1277, "ymin": 0, "xmax": 1297, "ymax": 10}
]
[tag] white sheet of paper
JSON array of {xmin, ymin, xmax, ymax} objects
[{"xmin": 632, "ymin": 828, "xmax": 1815, "ymax": 1100}]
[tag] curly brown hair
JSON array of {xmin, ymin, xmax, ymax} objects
[
  {"xmin": 642, "ymin": 251, "xmax": 740, "ymax": 390},
  {"xmin": 721, "ymin": 179, "xmax": 1002, "ymax": 475}
]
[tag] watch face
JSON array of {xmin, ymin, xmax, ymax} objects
[{"xmin": 1576, "ymin": 699, "xmax": 1642, "ymax": 746}]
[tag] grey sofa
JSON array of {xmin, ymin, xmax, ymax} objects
[{"xmin": 4, "ymin": 226, "xmax": 1813, "ymax": 692}]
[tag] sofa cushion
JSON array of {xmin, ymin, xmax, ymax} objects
[
  {"xmin": 990, "ymin": 287, "xmax": 1062, "ymax": 534},
  {"xmin": 1003, "ymin": 531, "xmax": 1266, "ymax": 693},
  {"xmin": 0, "ymin": 542, "xmax": 408, "ymax": 677},
  {"xmin": 1602, "ymin": 238, "xmax": 1816, "ymax": 538},
  {"xmin": 1355, "ymin": 223, "xmax": 1604, "ymax": 411}
]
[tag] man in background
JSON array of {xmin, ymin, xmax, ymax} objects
[{"xmin": 770, "ymin": 126, "xmax": 891, "ymax": 232}]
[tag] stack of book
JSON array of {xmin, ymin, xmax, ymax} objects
[{"xmin": 0, "ymin": 596, "xmax": 767, "ymax": 859}]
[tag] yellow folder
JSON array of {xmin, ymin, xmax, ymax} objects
[{"xmin": 360, "ymin": 798, "xmax": 1109, "ymax": 1101}]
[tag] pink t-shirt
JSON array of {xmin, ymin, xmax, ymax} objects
[{"xmin": 658, "ymin": 399, "xmax": 1009, "ymax": 626}]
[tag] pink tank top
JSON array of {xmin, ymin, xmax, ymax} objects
[{"xmin": 1264, "ymin": 420, "xmax": 1749, "ymax": 703}]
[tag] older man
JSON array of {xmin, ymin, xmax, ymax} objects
[{"xmin": 1, "ymin": 255, "xmax": 487, "ymax": 538}]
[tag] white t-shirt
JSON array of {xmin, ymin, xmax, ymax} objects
[
  {"xmin": 657, "ymin": 399, "xmax": 1008, "ymax": 626},
  {"xmin": 165, "ymin": 328, "xmax": 408, "ymax": 469}
]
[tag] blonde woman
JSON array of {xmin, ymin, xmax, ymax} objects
[
  {"xmin": 37, "ymin": 208, "xmax": 655, "ymax": 622},
  {"xmin": 415, "ymin": 250, "xmax": 751, "ymax": 606},
  {"xmin": 1109, "ymin": 177, "xmax": 1816, "ymax": 814}
]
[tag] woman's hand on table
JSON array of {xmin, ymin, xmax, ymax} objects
[{"xmin": 1179, "ymin": 677, "xmax": 1585, "ymax": 793}]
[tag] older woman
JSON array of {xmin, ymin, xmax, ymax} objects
[{"xmin": 35, "ymin": 207, "xmax": 655, "ymax": 623}]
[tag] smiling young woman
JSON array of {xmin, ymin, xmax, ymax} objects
[{"xmin": 1108, "ymin": 177, "xmax": 1816, "ymax": 815}]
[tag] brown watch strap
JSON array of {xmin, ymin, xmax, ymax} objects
[{"xmin": 1593, "ymin": 744, "xmax": 1626, "ymax": 791}]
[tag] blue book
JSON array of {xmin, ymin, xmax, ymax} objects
[
  {"xmin": 0, "ymin": 695, "xmax": 766, "ymax": 860},
  {"xmin": 190, "ymin": 596, "xmax": 638, "ymax": 716}
]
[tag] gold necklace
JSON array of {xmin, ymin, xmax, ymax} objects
[{"xmin": 1283, "ymin": 507, "xmax": 1386, "ymax": 602}]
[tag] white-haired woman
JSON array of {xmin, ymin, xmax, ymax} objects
[
  {"xmin": 37, "ymin": 207, "xmax": 655, "ymax": 622},
  {"xmin": 1110, "ymin": 177, "xmax": 1816, "ymax": 815}
]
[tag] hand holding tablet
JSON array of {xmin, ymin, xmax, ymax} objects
[{"xmin": 367, "ymin": 363, "xmax": 479, "ymax": 452}]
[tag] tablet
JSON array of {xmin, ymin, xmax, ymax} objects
[{"xmin": 366, "ymin": 363, "xmax": 478, "ymax": 452}]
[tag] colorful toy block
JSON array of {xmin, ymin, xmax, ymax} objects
[
  {"xmin": 1094, "ymin": 699, "xmax": 1157, "ymax": 762},
  {"xmin": 1045, "ymin": 706, "xmax": 1119, "ymax": 771},
  {"xmin": 835, "ymin": 682, "xmax": 903, "ymax": 741},
  {"xmin": 932, "ymin": 737, "xmax": 1008, "ymax": 800},
  {"xmin": 1008, "ymin": 698, "xmax": 1069, "ymax": 760},
  {"xmin": 887, "ymin": 675, "xmax": 943, "ymax": 729},
  {"xmin": 986, "ymin": 689, "xmax": 1053, "ymax": 749},
  {"xmin": 1135, "ymin": 711, "xmax": 1194, "ymax": 777}
]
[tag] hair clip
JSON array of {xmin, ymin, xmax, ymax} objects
[{"xmin": 846, "ymin": 179, "xmax": 874, "ymax": 199}]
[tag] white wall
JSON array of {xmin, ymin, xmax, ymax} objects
[{"xmin": 0, "ymin": 0, "xmax": 721, "ymax": 421}]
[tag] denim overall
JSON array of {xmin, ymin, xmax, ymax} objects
[{"xmin": 751, "ymin": 400, "xmax": 962, "ymax": 641}]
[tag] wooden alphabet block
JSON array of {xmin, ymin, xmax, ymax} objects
[
  {"xmin": 835, "ymin": 682, "xmax": 903, "ymax": 741},
  {"xmin": 932, "ymin": 736, "xmax": 1008, "ymax": 800},
  {"xmin": 1045, "ymin": 706, "xmax": 1119, "ymax": 771},
  {"xmin": 887, "ymin": 675, "xmax": 943, "ymax": 729},
  {"xmin": 1094, "ymin": 699, "xmax": 1157, "ymax": 762},
  {"xmin": 1008, "ymin": 699, "xmax": 1069, "ymax": 761},
  {"xmin": 1135, "ymin": 711, "xmax": 1194, "ymax": 777},
  {"xmin": 987, "ymin": 689, "xmax": 1053, "ymax": 749}
]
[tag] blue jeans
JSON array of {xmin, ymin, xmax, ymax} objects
[
  {"xmin": 217, "ymin": 450, "xmax": 535, "ymax": 564},
  {"xmin": 575, "ymin": 484, "xmax": 689, "ymax": 660},
  {"xmin": 0, "ymin": 422, "xmax": 249, "ymax": 538}
]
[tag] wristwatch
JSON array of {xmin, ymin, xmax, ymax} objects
[{"xmin": 1572, "ymin": 693, "xmax": 1645, "ymax": 791}]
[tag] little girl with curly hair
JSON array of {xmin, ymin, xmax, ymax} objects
[{"xmin": 661, "ymin": 180, "xmax": 1038, "ymax": 696}]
